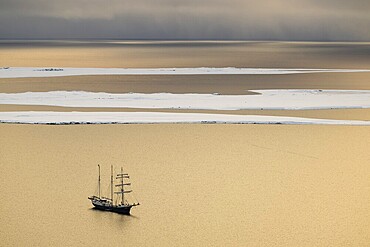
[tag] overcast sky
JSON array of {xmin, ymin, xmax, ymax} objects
[{"xmin": 0, "ymin": 0, "xmax": 369, "ymax": 41}]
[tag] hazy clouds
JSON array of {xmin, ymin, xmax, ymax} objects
[{"xmin": 0, "ymin": 0, "xmax": 369, "ymax": 40}]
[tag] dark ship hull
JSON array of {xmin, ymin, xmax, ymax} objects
[{"xmin": 92, "ymin": 200, "xmax": 133, "ymax": 215}]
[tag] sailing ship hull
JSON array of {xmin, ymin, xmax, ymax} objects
[
  {"xmin": 111, "ymin": 206, "xmax": 132, "ymax": 215},
  {"xmin": 91, "ymin": 200, "xmax": 133, "ymax": 215}
]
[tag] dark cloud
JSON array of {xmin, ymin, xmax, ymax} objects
[{"xmin": 0, "ymin": 0, "xmax": 369, "ymax": 40}]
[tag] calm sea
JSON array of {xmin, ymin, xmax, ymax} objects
[{"xmin": 1, "ymin": 40, "xmax": 370, "ymax": 68}]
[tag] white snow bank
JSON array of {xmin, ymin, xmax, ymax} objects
[
  {"xmin": 1, "ymin": 90, "xmax": 370, "ymax": 110},
  {"xmin": 0, "ymin": 67, "xmax": 369, "ymax": 78},
  {"xmin": 0, "ymin": 111, "xmax": 369, "ymax": 125}
]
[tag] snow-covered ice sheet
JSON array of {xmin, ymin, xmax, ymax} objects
[
  {"xmin": 1, "ymin": 90, "xmax": 370, "ymax": 110},
  {"xmin": 0, "ymin": 67, "xmax": 369, "ymax": 78},
  {"xmin": 0, "ymin": 111, "xmax": 369, "ymax": 125}
]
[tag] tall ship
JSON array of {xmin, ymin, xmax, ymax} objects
[{"xmin": 88, "ymin": 165, "xmax": 140, "ymax": 215}]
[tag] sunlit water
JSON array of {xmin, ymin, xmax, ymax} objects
[
  {"xmin": 1, "ymin": 40, "xmax": 370, "ymax": 68},
  {"xmin": 0, "ymin": 124, "xmax": 369, "ymax": 246}
]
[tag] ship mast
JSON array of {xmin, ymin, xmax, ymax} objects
[
  {"xmin": 121, "ymin": 167, "xmax": 124, "ymax": 204},
  {"xmin": 115, "ymin": 167, "xmax": 132, "ymax": 205},
  {"xmin": 98, "ymin": 164, "xmax": 101, "ymax": 198},
  {"xmin": 111, "ymin": 165, "xmax": 113, "ymax": 206}
]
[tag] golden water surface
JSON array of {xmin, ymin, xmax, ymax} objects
[{"xmin": 0, "ymin": 124, "xmax": 369, "ymax": 246}]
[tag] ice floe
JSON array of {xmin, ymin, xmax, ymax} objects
[
  {"xmin": 0, "ymin": 67, "xmax": 369, "ymax": 78},
  {"xmin": 1, "ymin": 90, "xmax": 370, "ymax": 110},
  {"xmin": 0, "ymin": 111, "xmax": 369, "ymax": 125}
]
